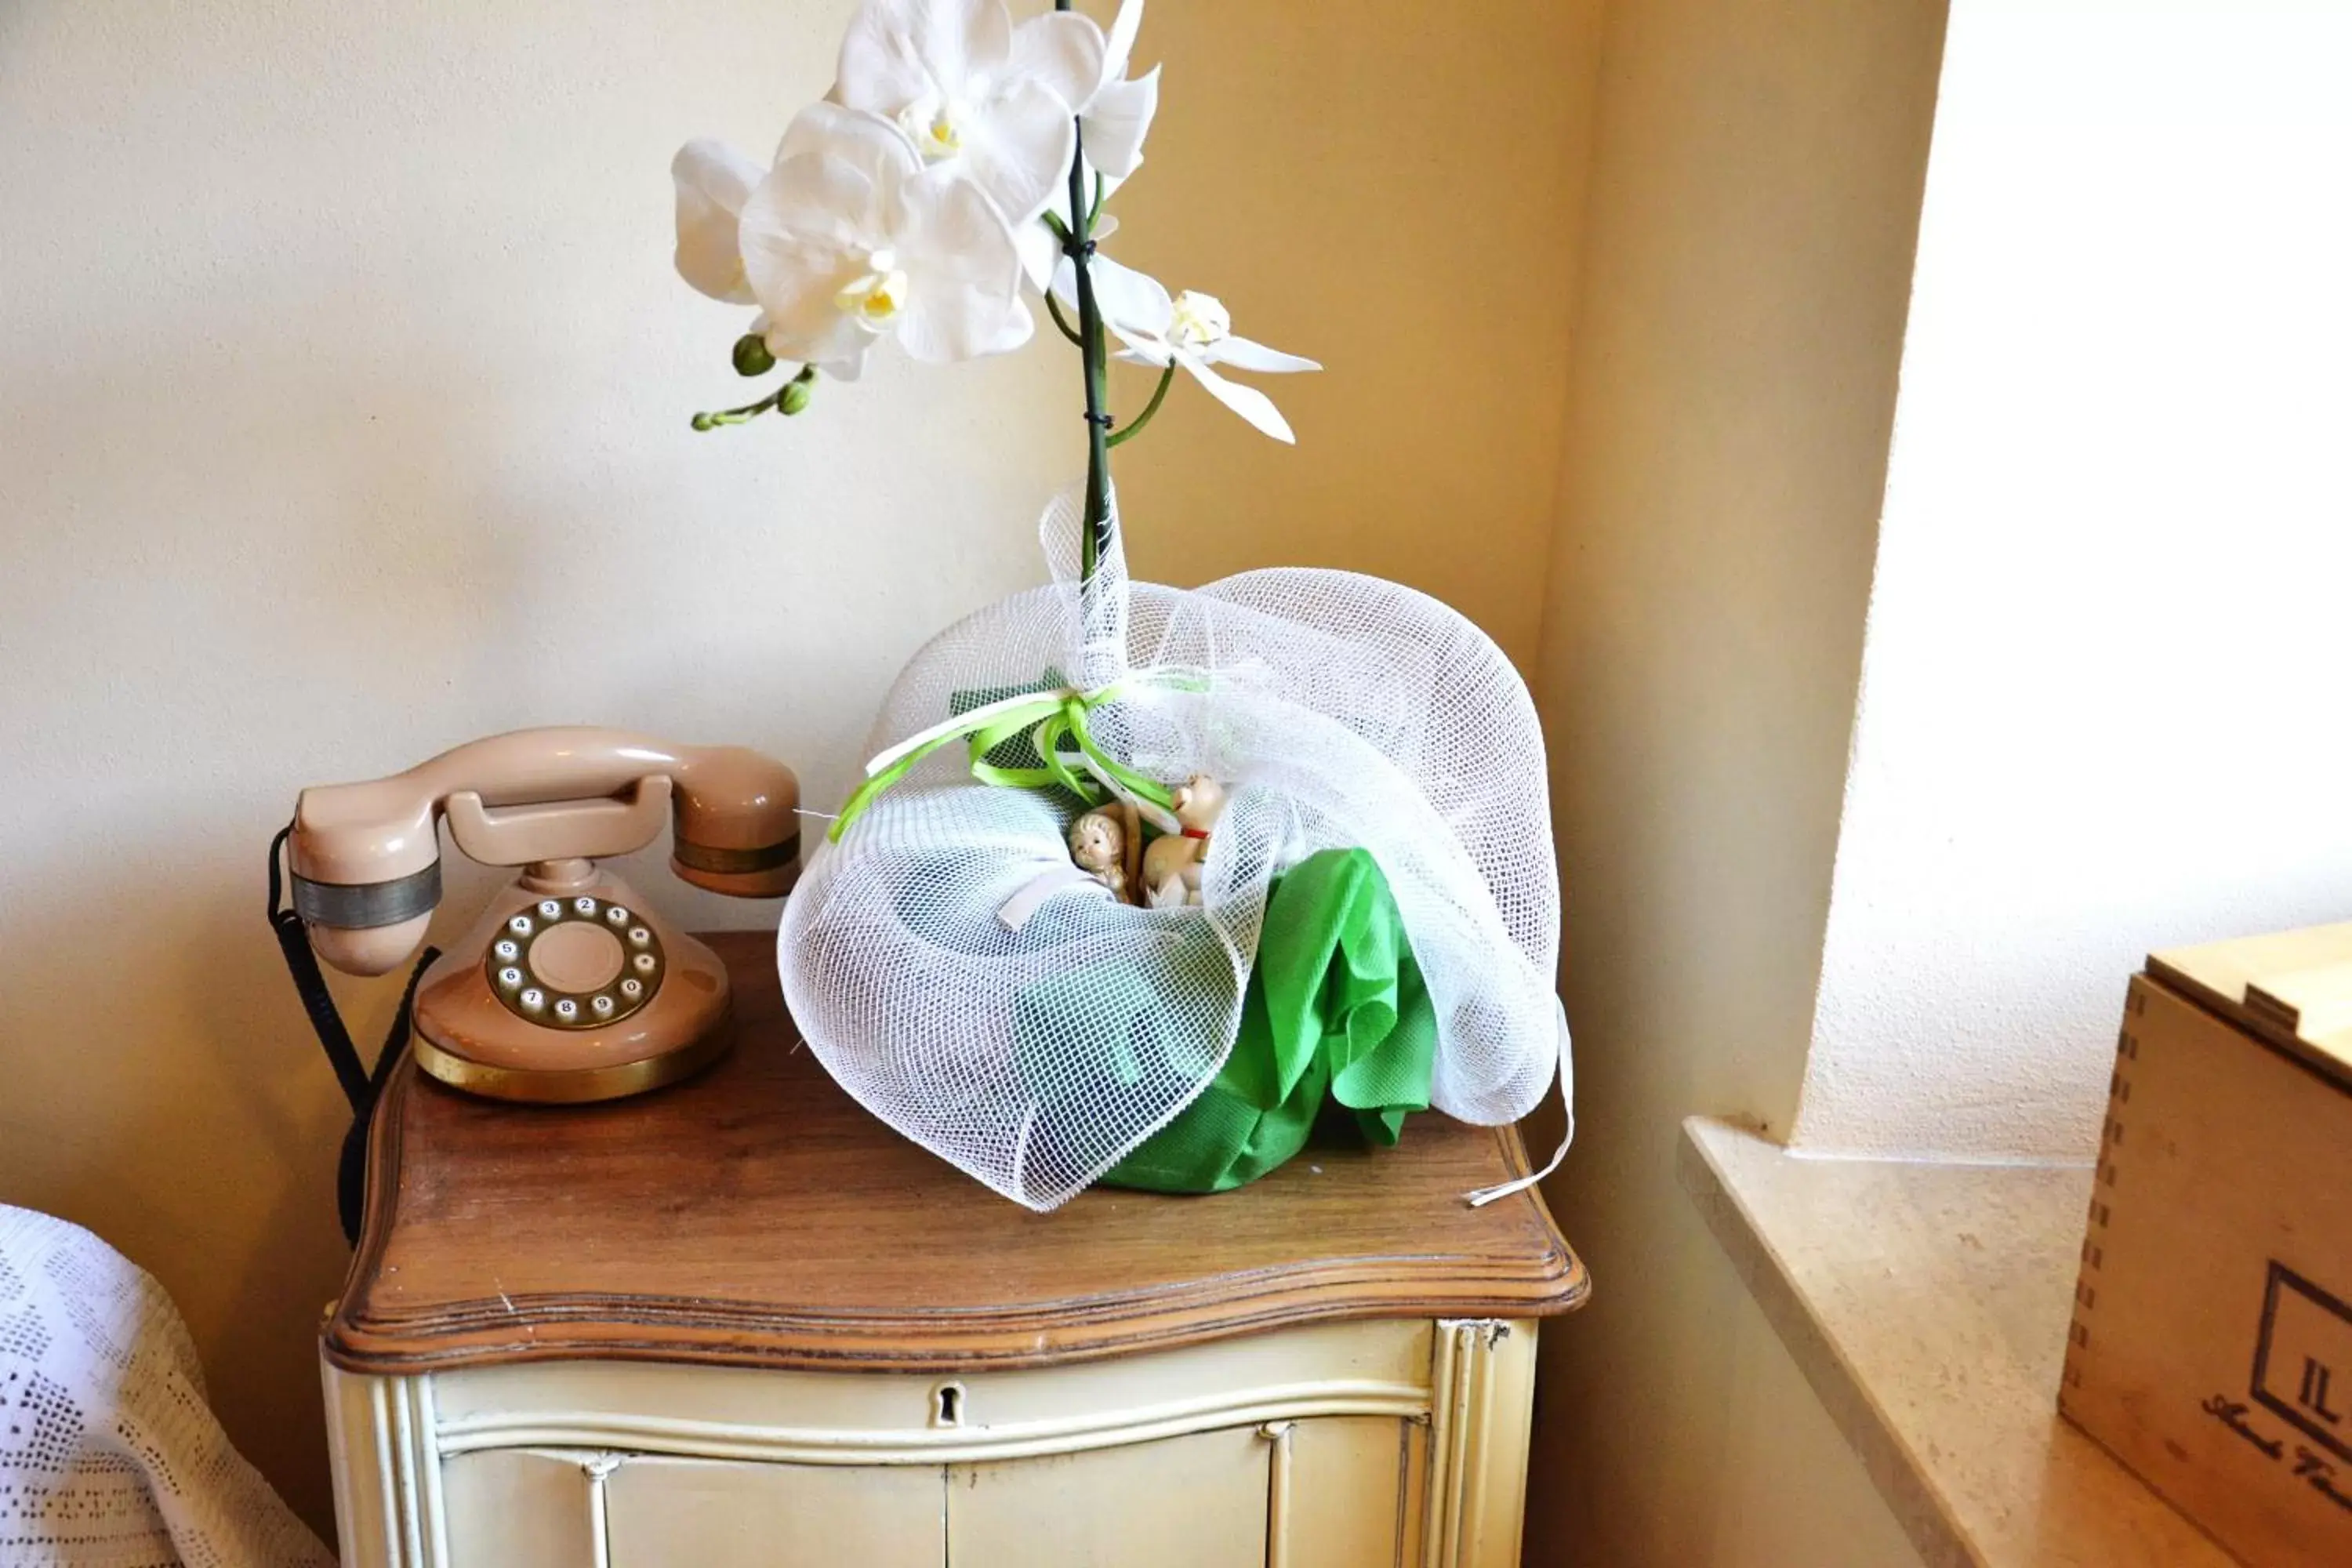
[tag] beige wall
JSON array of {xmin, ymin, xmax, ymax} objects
[
  {"xmin": 1109, "ymin": 1, "xmax": 1605, "ymax": 666},
  {"xmin": 1525, "ymin": 2, "xmax": 1948, "ymax": 1563},
  {"xmin": 0, "ymin": 0, "xmax": 1599, "ymax": 1536},
  {"xmin": 1709, "ymin": 1289, "xmax": 1929, "ymax": 1568}
]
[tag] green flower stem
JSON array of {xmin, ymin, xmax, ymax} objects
[
  {"xmin": 692, "ymin": 387, "xmax": 780, "ymax": 430},
  {"xmin": 1056, "ymin": 0, "xmax": 1113, "ymax": 584},
  {"xmin": 1044, "ymin": 289, "xmax": 1085, "ymax": 347},
  {"xmin": 692, "ymin": 364, "xmax": 814, "ymax": 430},
  {"xmin": 1107, "ymin": 362, "xmax": 1175, "ymax": 448}
]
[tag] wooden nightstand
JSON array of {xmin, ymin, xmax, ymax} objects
[{"xmin": 321, "ymin": 933, "xmax": 1587, "ymax": 1567}]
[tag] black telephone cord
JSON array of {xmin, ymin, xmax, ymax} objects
[{"xmin": 267, "ymin": 824, "xmax": 438, "ymax": 1243}]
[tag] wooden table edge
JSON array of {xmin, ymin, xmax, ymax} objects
[{"xmin": 326, "ymin": 1000, "xmax": 1588, "ymax": 1378}]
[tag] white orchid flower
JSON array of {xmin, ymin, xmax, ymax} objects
[
  {"xmin": 1083, "ymin": 0, "xmax": 1160, "ymax": 182},
  {"xmin": 1054, "ymin": 253, "xmax": 1319, "ymax": 443},
  {"xmin": 738, "ymin": 104, "xmax": 1032, "ymax": 381},
  {"xmin": 671, "ymin": 139, "xmax": 765, "ymax": 305},
  {"xmin": 1018, "ymin": 2, "xmax": 1156, "ymax": 289},
  {"xmin": 830, "ymin": 0, "xmax": 1104, "ymax": 233}
]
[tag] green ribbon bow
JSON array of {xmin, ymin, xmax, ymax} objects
[{"xmin": 830, "ymin": 674, "xmax": 1201, "ymax": 842}]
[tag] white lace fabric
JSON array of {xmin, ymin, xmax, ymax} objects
[{"xmin": 0, "ymin": 1207, "xmax": 331, "ymax": 1568}]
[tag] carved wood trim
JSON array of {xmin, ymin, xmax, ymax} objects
[
  {"xmin": 324, "ymin": 1366, "xmax": 448, "ymax": 1568},
  {"xmin": 432, "ymin": 1380, "xmax": 1431, "ymax": 1465},
  {"xmin": 1424, "ymin": 1319, "xmax": 1537, "ymax": 1568}
]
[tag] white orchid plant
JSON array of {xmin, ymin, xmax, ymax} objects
[{"xmin": 671, "ymin": 0, "xmax": 1317, "ymax": 581}]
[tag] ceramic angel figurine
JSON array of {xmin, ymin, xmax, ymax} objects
[
  {"xmin": 1069, "ymin": 800, "xmax": 1142, "ymax": 903},
  {"xmin": 1141, "ymin": 775, "xmax": 1226, "ymax": 909}
]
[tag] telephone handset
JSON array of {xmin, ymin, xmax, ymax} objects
[{"xmin": 283, "ymin": 728, "xmax": 800, "ymax": 1105}]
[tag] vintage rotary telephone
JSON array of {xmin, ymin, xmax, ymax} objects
[{"xmin": 269, "ymin": 729, "xmax": 800, "ymax": 1236}]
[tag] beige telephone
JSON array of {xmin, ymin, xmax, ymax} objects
[{"xmin": 281, "ymin": 728, "xmax": 800, "ymax": 1105}]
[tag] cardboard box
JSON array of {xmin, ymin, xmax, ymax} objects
[{"xmin": 2060, "ymin": 922, "xmax": 2352, "ymax": 1566}]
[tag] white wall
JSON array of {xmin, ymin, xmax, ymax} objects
[
  {"xmin": 1794, "ymin": 0, "xmax": 2352, "ymax": 1159},
  {"xmin": 0, "ymin": 0, "xmax": 1599, "ymax": 1533}
]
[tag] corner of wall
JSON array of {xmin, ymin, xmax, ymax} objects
[{"xmin": 1521, "ymin": 1, "xmax": 1950, "ymax": 1559}]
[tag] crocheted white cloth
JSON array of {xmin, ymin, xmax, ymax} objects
[{"xmin": 0, "ymin": 1207, "xmax": 330, "ymax": 1568}]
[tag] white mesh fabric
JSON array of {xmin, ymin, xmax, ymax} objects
[{"xmin": 779, "ymin": 492, "xmax": 1564, "ymax": 1210}]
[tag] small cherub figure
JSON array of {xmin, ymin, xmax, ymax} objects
[
  {"xmin": 1141, "ymin": 775, "xmax": 1228, "ymax": 909},
  {"xmin": 1069, "ymin": 801, "xmax": 1141, "ymax": 903}
]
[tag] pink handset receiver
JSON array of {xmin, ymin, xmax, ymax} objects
[{"xmin": 286, "ymin": 728, "xmax": 800, "ymax": 1103}]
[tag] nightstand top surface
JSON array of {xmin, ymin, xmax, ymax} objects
[{"xmin": 325, "ymin": 932, "xmax": 1585, "ymax": 1374}]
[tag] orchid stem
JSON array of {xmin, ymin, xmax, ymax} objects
[
  {"xmin": 1107, "ymin": 363, "xmax": 1174, "ymax": 448},
  {"xmin": 1056, "ymin": 0, "xmax": 1113, "ymax": 586},
  {"xmin": 691, "ymin": 363, "xmax": 815, "ymax": 430},
  {"xmin": 1044, "ymin": 290, "xmax": 1085, "ymax": 348}
]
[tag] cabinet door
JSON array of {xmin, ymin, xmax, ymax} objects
[
  {"xmin": 604, "ymin": 1455, "xmax": 945, "ymax": 1568},
  {"xmin": 947, "ymin": 1426, "xmax": 1272, "ymax": 1568},
  {"xmin": 1279, "ymin": 1417, "xmax": 1426, "ymax": 1568},
  {"xmin": 442, "ymin": 1448, "xmax": 598, "ymax": 1568}
]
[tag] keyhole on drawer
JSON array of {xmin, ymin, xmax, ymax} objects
[{"xmin": 933, "ymin": 1381, "xmax": 965, "ymax": 1428}]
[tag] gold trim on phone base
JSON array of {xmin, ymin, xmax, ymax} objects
[{"xmin": 410, "ymin": 1026, "xmax": 733, "ymax": 1105}]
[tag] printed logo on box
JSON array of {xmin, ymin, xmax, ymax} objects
[
  {"xmin": 2201, "ymin": 1261, "xmax": 2352, "ymax": 1517},
  {"xmin": 2252, "ymin": 1261, "xmax": 2352, "ymax": 1466}
]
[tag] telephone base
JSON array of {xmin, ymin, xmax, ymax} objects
[
  {"xmin": 407, "ymin": 869, "xmax": 737, "ymax": 1105},
  {"xmin": 410, "ymin": 1024, "xmax": 731, "ymax": 1105}
]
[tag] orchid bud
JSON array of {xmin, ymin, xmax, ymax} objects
[
  {"xmin": 733, "ymin": 333, "xmax": 776, "ymax": 377},
  {"xmin": 779, "ymin": 379, "xmax": 813, "ymax": 416}
]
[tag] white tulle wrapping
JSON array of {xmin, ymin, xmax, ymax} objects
[{"xmin": 779, "ymin": 494, "xmax": 1564, "ymax": 1210}]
